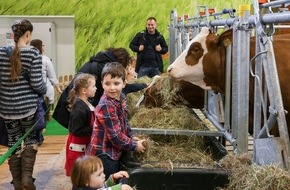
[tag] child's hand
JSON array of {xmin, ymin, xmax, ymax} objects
[
  {"xmin": 133, "ymin": 136, "xmax": 140, "ymax": 141},
  {"xmin": 112, "ymin": 171, "xmax": 129, "ymax": 181},
  {"xmin": 136, "ymin": 139, "xmax": 146, "ymax": 153},
  {"xmin": 55, "ymin": 84, "xmax": 62, "ymax": 93}
]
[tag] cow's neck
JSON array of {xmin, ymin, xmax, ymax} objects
[{"xmin": 203, "ymin": 47, "xmax": 226, "ymax": 94}]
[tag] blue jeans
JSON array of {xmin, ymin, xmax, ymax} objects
[
  {"xmin": 98, "ymin": 154, "xmax": 120, "ymax": 180},
  {"xmin": 138, "ymin": 66, "xmax": 160, "ymax": 78}
]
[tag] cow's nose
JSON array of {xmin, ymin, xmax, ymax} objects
[{"xmin": 167, "ymin": 67, "xmax": 172, "ymax": 73}]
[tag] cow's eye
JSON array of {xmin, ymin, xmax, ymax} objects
[
  {"xmin": 193, "ymin": 47, "xmax": 200, "ymax": 52},
  {"xmin": 189, "ymin": 42, "xmax": 202, "ymax": 53}
]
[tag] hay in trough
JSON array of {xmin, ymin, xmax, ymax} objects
[
  {"xmin": 126, "ymin": 76, "xmax": 216, "ymax": 170},
  {"xmin": 151, "ymin": 75, "xmax": 188, "ymax": 108},
  {"xmin": 131, "ymin": 135, "xmax": 217, "ymax": 169},
  {"xmin": 218, "ymin": 153, "xmax": 290, "ymax": 190},
  {"xmin": 126, "ymin": 77, "xmax": 290, "ymax": 190},
  {"xmin": 126, "ymin": 75, "xmax": 205, "ymax": 130},
  {"xmin": 126, "ymin": 74, "xmax": 192, "ymax": 116},
  {"xmin": 129, "ymin": 105, "xmax": 203, "ymax": 130}
]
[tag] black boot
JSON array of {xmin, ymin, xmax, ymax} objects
[
  {"xmin": 8, "ymin": 154, "xmax": 22, "ymax": 190},
  {"xmin": 21, "ymin": 147, "xmax": 37, "ymax": 190}
]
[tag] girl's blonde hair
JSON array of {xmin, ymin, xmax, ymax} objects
[
  {"xmin": 71, "ymin": 155, "xmax": 103, "ymax": 188},
  {"xmin": 67, "ymin": 73, "xmax": 95, "ymax": 111}
]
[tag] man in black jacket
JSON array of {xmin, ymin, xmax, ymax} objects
[{"xmin": 129, "ymin": 17, "xmax": 168, "ymax": 78}]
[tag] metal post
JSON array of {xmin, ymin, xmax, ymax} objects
[
  {"xmin": 252, "ymin": 0, "xmax": 290, "ymax": 170},
  {"xmin": 234, "ymin": 5, "xmax": 251, "ymax": 154},
  {"xmin": 224, "ymin": 44, "xmax": 232, "ymax": 132},
  {"xmin": 169, "ymin": 9, "xmax": 178, "ymax": 64}
]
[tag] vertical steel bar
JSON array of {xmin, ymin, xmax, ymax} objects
[
  {"xmin": 224, "ymin": 44, "xmax": 232, "ymax": 132},
  {"xmin": 235, "ymin": 5, "xmax": 251, "ymax": 153},
  {"xmin": 169, "ymin": 9, "xmax": 178, "ymax": 64}
]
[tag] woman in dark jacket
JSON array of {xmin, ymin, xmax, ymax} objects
[{"xmin": 53, "ymin": 47, "xmax": 132, "ymax": 128}]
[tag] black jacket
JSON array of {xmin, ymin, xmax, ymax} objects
[
  {"xmin": 129, "ymin": 29, "xmax": 168, "ymax": 73},
  {"xmin": 68, "ymin": 98, "xmax": 93, "ymax": 136},
  {"xmin": 52, "ymin": 51, "xmax": 117, "ymax": 128},
  {"xmin": 122, "ymin": 83, "xmax": 147, "ymax": 95}
]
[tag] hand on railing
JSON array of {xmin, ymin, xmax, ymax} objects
[{"xmin": 55, "ymin": 84, "xmax": 63, "ymax": 94}]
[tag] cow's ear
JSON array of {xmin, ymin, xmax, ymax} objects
[{"xmin": 217, "ymin": 28, "xmax": 233, "ymax": 47}]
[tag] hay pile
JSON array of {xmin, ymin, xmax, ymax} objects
[
  {"xmin": 148, "ymin": 75, "xmax": 189, "ymax": 108},
  {"xmin": 127, "ymin": 76, "xmax": 217, "ymax": 169},
  {"xmin": 130, "ymin": 106, "xmax": 203, "ymax": 130},
  {"xmin": 127, "ymin": 76, "xmax": 203, "ymax": 130},
  {"xmin": 131, "ymin": 135, "xmax": 217, "ymax": 169},
  {"xmin": 127, "ymin": 76, "xmax": 290, "ymax": 190},
  {"xmin": 218, "ymin": 153, "xmax": 290, "ymax": 190}
]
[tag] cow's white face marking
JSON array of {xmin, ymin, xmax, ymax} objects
[{"xmin": 167, "ymin": 27, "xmax": 212, "ymax": 90}]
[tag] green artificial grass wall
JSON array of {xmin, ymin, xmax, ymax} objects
[{"xmin": 0, "ymin": 0, "xmax": 252, "ymax": 72}]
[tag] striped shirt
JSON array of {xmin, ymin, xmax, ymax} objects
[
  {"xmin": 86, "ymin": 93, "xmax": 137, "ymax": 160},
  {"xmin": 0, "ymin": 46, "xmax": 47, "ymax": 119}
]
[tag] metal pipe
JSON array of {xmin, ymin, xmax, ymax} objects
[
  {"xmin": 132, "ymin": 128, "xmax": 223, "ymax": 137},
  {"xmin": 258, "ymin": 114, "xmax": 277, "ymax": 138},
  {"xmin": 259, "ymin": 0, "xmax": 290, "ymax": 8},
  {"xmin": 175, "ymin": 12, "xmax": 290, "ymax": 29},
  {"xmin": 206, "ymin": 113, "xmax": 236, "ymax": 145}
]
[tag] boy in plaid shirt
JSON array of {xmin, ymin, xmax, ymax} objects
[{"xmin": 86, "ymin": 62, "xmax": 146, "ymax": 179}]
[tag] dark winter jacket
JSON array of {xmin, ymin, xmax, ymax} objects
[
  {"xmin": 68, "ymin": 98, "xmax": 93, "ymax": 136},
  {"xmin": 122, "ymin": 83, "xmax": 147, "ymax": 95},
  {"xmin": 129, "ymin": 29, "xmax": 168, "ymax": 73},
  {"xmin": 52, "ymin": 51, "xmax": 117, "ymax": 128}
]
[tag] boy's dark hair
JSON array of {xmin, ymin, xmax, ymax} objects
[{"xmin": 101, "ymin": 62, "xmax": 126, "ymax": 81}]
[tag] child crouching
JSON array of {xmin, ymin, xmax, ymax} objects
[{"xmin": 71, "ymin": 155, "xmax": 133, "ymax": 190}]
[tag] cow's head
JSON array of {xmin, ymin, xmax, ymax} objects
[{"xmin": 167, "ymin": 27, "xmax": 233, "ymax": 93}]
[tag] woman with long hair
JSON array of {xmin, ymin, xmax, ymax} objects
[{"xmin": 0, "ymin": 19, "xmax": 47, "ymax": 190}]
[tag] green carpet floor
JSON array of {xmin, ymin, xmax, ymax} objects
[{"xmin": 43, "ymin": 118, "xmax": 68, "ymax": 135}]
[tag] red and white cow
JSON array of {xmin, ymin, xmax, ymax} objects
[{"xmin": 167, "ymin": 27, "xmax": 290, "ymax": 136}]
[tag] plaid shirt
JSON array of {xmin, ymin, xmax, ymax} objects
[{"xmin": 86, "ymin": 93, "xmax": 137, "ymax": 160}]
